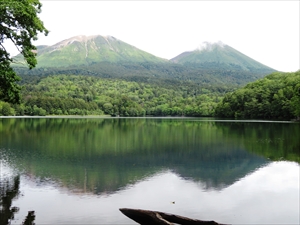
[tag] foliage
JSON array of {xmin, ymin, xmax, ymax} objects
[
  {"xmin": 0, "ymin": 0, "xmax": 48, "ymax": 103},
  {"xmin": 215, "ymin": 71, "xmax": 300, "ymax": 120},
  {"xmin": 0, "ymin": 61, "xmax": 21, "ymax": 103},
  {"xmin": 0, "ymin": 100, "xmax": 15, "ymax": 116},
  {"xmin": 0, "ymin": 74, "xmax": 229, "ymax": 116},
  {"xmin": 14, "ymin": 60, "xmax": 269, "ymax": 87}
]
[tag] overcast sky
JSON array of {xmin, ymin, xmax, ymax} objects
[{"xmin": 8, "ymin": 1, "xmax": 300, "ymax": 72}]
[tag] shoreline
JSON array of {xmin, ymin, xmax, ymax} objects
[{"xmin": 0, "ymin": 116, "xmax": 297, "ymax": 123}]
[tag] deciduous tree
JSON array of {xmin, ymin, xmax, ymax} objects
[{"xmin": 0, "ymin": 0, "xmax": 48, "ymax": 103}]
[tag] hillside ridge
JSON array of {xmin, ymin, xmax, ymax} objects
[{"xmin": 13, "ymin": 35, "xmax": 276, "ymax": 86}]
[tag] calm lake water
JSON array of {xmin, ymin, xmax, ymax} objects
[{"xmin": 0, "ymin": 118, "xmax": 299, "ymax": 224}]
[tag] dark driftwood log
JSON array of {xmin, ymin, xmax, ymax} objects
[{"xmin": 119, "ymin": 208, "xmax": 229, "ymax": 225}]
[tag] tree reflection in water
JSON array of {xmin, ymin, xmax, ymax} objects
[
  {"xmin": 0, "ymin": 175, "xmax": 35, "ymax": 225},
  {"xmin": 22, "ymin": 211, "xmax": 36, "ymax": 225}
]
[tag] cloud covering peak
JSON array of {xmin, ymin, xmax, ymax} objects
[{"xmin": 196, "ymin": 41, "xmax": 226, "ymax": 51}]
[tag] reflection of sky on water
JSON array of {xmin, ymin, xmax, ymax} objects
[{"xmin": 7, "ymin": 161, "xmax": 299, "ymax": 225}]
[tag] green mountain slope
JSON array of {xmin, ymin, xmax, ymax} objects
[
  {"xmin": 13, "ymin": 37, "xmax": 276, "ymax": 86},
  {"xmin": 171, "ymin": 41, "xmax": 275, "ymax": 74},
  {"xmin": 15, "ymin": 35, "xmax": 166, "ymax": 67}
]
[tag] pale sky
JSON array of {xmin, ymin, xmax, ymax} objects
[{"xmin": 7, "ymin": 1, "xmax": 300, "ymax": 72}]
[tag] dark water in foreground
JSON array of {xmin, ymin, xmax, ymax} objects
[{"xmin": 0, "ymin": 118, "xmax": 299, "ymax": 224}]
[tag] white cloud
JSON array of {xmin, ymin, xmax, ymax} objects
[{"xmin": 196, "ymin": 41, "xmax": 226, "ymax": 52}]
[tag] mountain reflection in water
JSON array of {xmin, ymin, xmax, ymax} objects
[
  {"xmin": 0, "ymin": 118, "xmax": 299, "ymax": 224},
  {"xmin": 2, "ymin": 161, "xmax": 299, "ymax": 225}
]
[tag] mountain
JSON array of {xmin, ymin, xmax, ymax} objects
[
  {"xmin": 171, "ymin": 41, "xmax": 275, "ymax": 74},
  {"xmin": 14, "ymin": 35, "xmax": 166, "ymax": 67},
  {"xmin": 13, "ymin": 37, "xmax": 276, "ymax": 86}
]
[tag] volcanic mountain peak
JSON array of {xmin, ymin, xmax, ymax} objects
[
  {"xmin": 170, "ymin": 41, "xmax": 275, "ymax": 74},
  {"xmin": 14, "ymin": 35, "xmax": 166, "ymax": 67},
  {"xmin": 51, "ymin": 35, "xmax": 116, "ymax": 49}
]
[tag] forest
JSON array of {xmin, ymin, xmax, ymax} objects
[
  {"xmin": 13, "ymin": 61, "xmax": 268, "ymax": 87},
  {"xmin": 0, "ymin": 70, "xmax": 299, "ymax": 120},
  {"xmin": 0, "ymin": 74, "xmax": 227, "ymax": 117},
  {"xmin": 214, "ymin": 71, "xmax": 300, "ymax": 120}
]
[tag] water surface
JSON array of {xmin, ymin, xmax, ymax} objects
[{"xmin": 0, "ymin": 118, "xmax": 299, "ymax": 224}]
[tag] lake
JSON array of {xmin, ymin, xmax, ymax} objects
[{"xmin": 0, "ymin": 117, "xmax": 299, "ymax": 224}]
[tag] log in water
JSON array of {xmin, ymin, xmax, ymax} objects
[{"xmin": 119, "ymin": 208, "xmax": 229, "ymax": 225}]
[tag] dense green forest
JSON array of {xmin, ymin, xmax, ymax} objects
[
  {"xmin": 13, "ymin": 59, "xmax": 271, "ymax": 86},
  {"xmin": 215, "ymin": 71, "xmax": 300, "ymax": 120},
  {"xmin": 0, "ymin": 70, "xmax": 299, "ymax": 120},
  {"xmin": 0, "ymin": 74, "xmax": 228, "ymax": 116}
]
